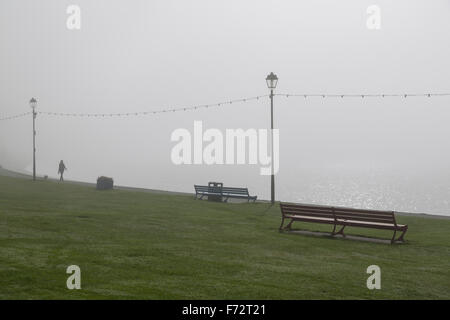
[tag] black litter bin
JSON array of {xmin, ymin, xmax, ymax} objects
[
  {"xmin": 208, "ymin": 182, "xmax": 223, "ymax": 202},
  {"xmin": 97, "ymin": 176, "xmax": 114, "ymax": 190}
]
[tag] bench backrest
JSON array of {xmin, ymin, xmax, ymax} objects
[
  {"xmin": 194, "ymin": 185, "xmax": 222, "ymax": 194},
  {"xmin": 280, "ymin": 202, "xmax": 396, "ymax": 225},
  {"xmin": 280, "ymin": 203, "xmax": 335, "ymax": 220},
  {"xmin": 221, "ymin": 187, "xmax": 249, "ymax": 195},
  {"xmin": 333, "ymin": 207, "xmax": 396, "ymax": 225}
]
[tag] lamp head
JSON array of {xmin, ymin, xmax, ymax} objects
[
  {"xmin": 265, "ymin": 72, "xmax": 278, "ymax": 90},
  {"xmin": 29, "ymin": 98, "xmax": 37, "ymax": 109}
]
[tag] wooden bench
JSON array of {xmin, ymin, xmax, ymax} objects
[
  {"xmin": 221, "ymin": 187, "xmax": 257, "ymax": 202},
  {"xmin": 279, "ymin": 202, "xmax": 408, "ymax": 244},
  {"xmin": 194, "ymin": 185, "xmax": 257, "ymax": 202}
]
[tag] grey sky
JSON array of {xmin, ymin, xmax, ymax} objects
[{"xmin": 0, "ymin": 0, "xmax": 449, "ymax": 211}]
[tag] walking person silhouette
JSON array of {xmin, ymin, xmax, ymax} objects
[{"xmin": 58, "ymin": 160, "xmax": 67, "ymax": 182}]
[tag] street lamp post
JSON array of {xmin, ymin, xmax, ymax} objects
[
  {"xmin": 29, "ymin": 98, "xmax": 37, "ymax": 181},
  {"xmin": 266, "ymin": 72, "xmax": 278, "ymax": 204}
]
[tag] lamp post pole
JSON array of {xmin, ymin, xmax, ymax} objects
[
  {"xmin": 270, "ymin": 88, "xmax": 275, "ymax": 204},
  {"xmin": 30, "ymin": 98, "xmax": 37, "ymax": 181},
  {"xmin": 265, "ymin": 72, "xmax": 278, "ymax": 204}
]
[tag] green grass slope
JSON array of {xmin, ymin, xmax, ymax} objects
[{"xmin": 0, "ymin": 175, "xmax": 449, "ymax": 299}]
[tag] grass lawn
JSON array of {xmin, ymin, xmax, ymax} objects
[{"xmin": 0, "ymin": 174, "xmax": 449, "ymax": 300}]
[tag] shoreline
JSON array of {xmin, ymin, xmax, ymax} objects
[{"xmin": 1, "ymin": 167, "xmax": 448, "ymax": 219}]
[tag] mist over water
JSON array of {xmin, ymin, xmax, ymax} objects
[
  {"xmin": 1, "ymin": 1, "xmax": 449, "ymax": 215},
  {"xmin": 281, "ymin": 168, "xmax": 450, "ymax": 215}
]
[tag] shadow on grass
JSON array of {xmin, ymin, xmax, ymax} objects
[{"xmin": 282, "ymin": 228, "xmax": 409, "ymax": 245}]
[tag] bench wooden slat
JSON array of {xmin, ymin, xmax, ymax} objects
[
  {"xmin": 333, "ymin": 207, "xmax": 395, "ymax": 216},
  {"xmin": 282, "ymin": 208, "xmax": 335, "ymax": 215},
  {"xmin": 281, "ymin": 204, "xmax": 335, "ymax": 211},
  {"xmin": 281, "ymin": 205, "xmax": 334, "ymax": 213},
  {"xmin": 282, "ymin": 210, "xmax": 335, "ymax": 219},
  {"xmin": 334, "ymin": 211, "xmax": 394, "ymax": 218},
  {"xmin": 281, "ymin": 208, "xmax": 336, "ymax": 216},
  {"xmin": 284, "ymin": 215, "xmax": 336, "ymax": 225},
  {"xmin": 222, "ymin": 192, "xmax": 248, "ymax": 195},
  {"xmin": 338, "ymin": 220, "xmax": 407, "ymax": 231},
  {"xmin": 334, "ymin": 215, "xmax": 395, "ymax": 224}
]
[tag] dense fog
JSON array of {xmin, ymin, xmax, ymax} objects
[{"xmin": 1, "ymin": 0, "xmax": 449, "ymax": 214}]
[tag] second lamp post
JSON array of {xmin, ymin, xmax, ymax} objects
[{"xmin": 265, "ymin": 72, "xmax": 278, "ymax": 204}]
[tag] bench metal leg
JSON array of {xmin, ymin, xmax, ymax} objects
[
  {"xmin": 391, "ymin": 230, "xmax": 397, "ymax": 244},
  {"xmin": 279, "ymin": 218, "xmax": 294, "ymax": 231},
  {"xmin": 396, "ymin": 228, "xmax": 407, "ymax": 242},
  {"xmin": 331, "ymin": 223, "xmax": 337, "ymax": 235},
  {"xmin": 333, "ymin": 225, "xmax": 346, "ymax": 237},
  {"xmin": 279, "ymin": 216, "xmax": 286, "ymax": 231},
  {"xmin": 392, "ymin": 228, "xmax": 407, "ymax": 243},
  {"xmin": 285, "ymin": 220, "xmax": 294, "ymax": 230}
]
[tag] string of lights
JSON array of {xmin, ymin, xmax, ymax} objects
[
  {"xmin": 1, "ymin": 92, "xmax": 449, "ymax": 120},
  {"xmin": 277, "ymin": 93, "xmax": 450, "ymax": 98},
  {"xmin": 0, "ymin": 112, "xmax": 32, "ymax": 121},
  {"xmin": 36, "ymin": 95, "xmax": 268, "ymax": 118}
]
